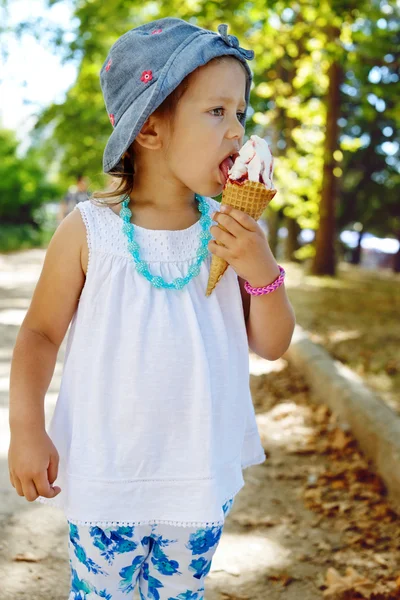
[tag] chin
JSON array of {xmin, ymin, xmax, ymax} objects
[{"xmin": 195, "ymin": 181, "xmax": 224, "ymax": 199}]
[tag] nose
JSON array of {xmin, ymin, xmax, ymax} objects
[{"xmin": 226, "ymin": 113, "xmax": 245, "ymax": 141}]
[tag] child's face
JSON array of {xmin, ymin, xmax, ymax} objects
[{"xmin": 164, "ymin": 58, "xmax": 247, "ymax": 198}]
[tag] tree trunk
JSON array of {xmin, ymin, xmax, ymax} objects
[
  {"xmin": 394, "ymin": 231, "xmax": 400, "ymax": 273},
  {"xmin": 266, "ymin": 207, "xmax": 280, "ymax": 257},
  {"xmin": 284, "ymin": 216, "xmax": 301, "ymax": 261},
  {"xmin": 311, "ymin": 37, "xmax": 342, "ymax": 276},
  {"xmin": 350, "ymin": 230, "xmax": 364, "ymax": 265}
]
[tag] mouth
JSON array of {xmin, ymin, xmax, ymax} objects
[{"xmin": 219, "ymin": 152, "xmax": 240, "ymax": 185}]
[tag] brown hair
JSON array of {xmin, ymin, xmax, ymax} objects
[{"xmin": 90, "ymin": 56, "xmax": 245, "ymax": 207}]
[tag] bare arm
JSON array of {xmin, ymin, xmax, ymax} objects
[
  {"xmin": 245, "ymin": 263, "xmax": 295, "ymax": 360},
  {"xmin": 8, "ymin": 208, "xmax": 87, "ymax": 501},
  {"xmin": 9, "ymin": 329, "xmax": 59, "ymax": 431}
]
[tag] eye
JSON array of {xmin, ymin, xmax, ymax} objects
[
  {"xmin": 209, "ymin": 107, "xmax": 246, "ymax": 125},
  {"xmin": 209, "ymin": 107, "xmax": 224, "ymax": 117}
]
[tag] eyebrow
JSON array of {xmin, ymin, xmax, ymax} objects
[{"xmin": 207, "ymin": 96, "xmax": 247, "ymax": 107}]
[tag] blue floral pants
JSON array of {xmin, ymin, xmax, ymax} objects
[{"xmin": 68, "ymin": 498, "xmax": 234, "ymax": 600}]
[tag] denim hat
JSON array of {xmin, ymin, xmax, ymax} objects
[{"xmin": 100, "ymin": 17, "xmax": 254, "ymax": 174}]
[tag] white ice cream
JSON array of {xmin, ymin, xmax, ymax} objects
[{"xmin": 228, "ymin": 134, "xmax": 275, "ymax": 190}]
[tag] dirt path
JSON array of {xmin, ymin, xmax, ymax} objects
[
  {"xmin": 283, "ymin": 261, "xmax": 400, "ymax": 415},
  {"xmin": 1, "ymin": 250, "xmax": 399, "ymax": 599}
]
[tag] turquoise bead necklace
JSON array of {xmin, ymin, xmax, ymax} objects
[{"xmin": 119, "ymin": 193, "xmax": 212, "ymax": 290}]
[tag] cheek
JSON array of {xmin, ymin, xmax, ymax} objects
[
  {"xmin": 169, "ymin": 130, "xmax": 213, "ymax": 171},
  {"xmin": 165, "ymin": 117, "xmax": 223, "ymax": 184}
]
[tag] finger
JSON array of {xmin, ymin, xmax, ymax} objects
[
  {"xmin": 210, "ymin": 224, "xmax": 235, "ymax": 247},
  {"xmin": 21, "ymin": 479, "xmax": 40, "ymax": 502},
  {"xmin": 212, "ymin": 211, "xmax": 250, "ymax": 237},
  {"xmin": 13, "ymin": 475, "xmax": 24, "ymax": 497},
  {"xmin": 47, "ymin": 450, "xmax": 59, "ymax": 486},
  {"xmin": 219, "ymin": 205, "xmax": 258, "ymax": 232},
  {"xmin": 34, "ymin": 471, "xmax": 61, "ymax": 498},
  {"xmin": 212, "ymin": 211, "xmax": 242, "ymax": 238},
  {"xmin": 208, "ymin": 239, "xmax": 231, "ymax": 260}
]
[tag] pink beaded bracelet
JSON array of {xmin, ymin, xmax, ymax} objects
[{"xmin": 244, "ymin": 265, "xmax": 286, "ymax": 296}]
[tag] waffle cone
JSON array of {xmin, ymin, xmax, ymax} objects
[{"xmin": 206, "ymin": 180, "xmax": 276, "ymax": 296}]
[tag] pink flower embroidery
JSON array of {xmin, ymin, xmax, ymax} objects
[
  {"xmin": 109, "ymin": 114, "xmax": 115, "ymax": 127},
  {"xmin": 151, "ymin": 28, "xmax": 163, "ymax": 35},
  {"xmin": 141, "ymin": 70, "xmax": 153, "ymax": 83},
  {"xmin": 105, "ymin": 58, "xmax": 112, "ymax": 72}
]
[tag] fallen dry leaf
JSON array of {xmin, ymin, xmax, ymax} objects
[
  {"xmin": 219, "ymin": 594, "xmax": 250, "ymax": 600},
  {"xmin": 12, "ymin": 552, "xmax": 43, "ymax": 562},
  {"xmin": 323, "ymin": 566, "xmax": 376, "ymax": 598},
  {"xmin": 232, "ymin": 514, "xmax": 280, "ymax": 527},
  {"xmin": 267, "ymin": 573, "xmax": 295, "ymax": 587}
]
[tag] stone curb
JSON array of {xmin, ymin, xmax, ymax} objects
[{"xmin": 283, "ymin": 325, "xmax": 400, "ymax": 512}]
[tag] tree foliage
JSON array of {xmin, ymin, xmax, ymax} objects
[
  {"xmin": 1, "ymin": 0, "xmax": 399, "ymax": 271},
  {"xmin": 0, "ymin": 128, "xmax": 62, "ymax": 225}
]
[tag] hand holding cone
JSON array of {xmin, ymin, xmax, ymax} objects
[{"xmin": 206, "ymin": 136, "xmax": 276, "ymax": 296}]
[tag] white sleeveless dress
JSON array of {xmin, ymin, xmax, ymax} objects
[{"xmin": 35, "ymin": 196, "xmax": 266, "ymax": 527}]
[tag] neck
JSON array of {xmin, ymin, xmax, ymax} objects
[
  {"xmin": 120, "ymin": 192, "xmax": 203, "ymax": 232},
  {"xmin": 128, "ymin": 147, "xmax": 197, "ymax": 212},
  {"xmin": 128, "ymin": 186, "xmax": 198, "ymax": 213}
]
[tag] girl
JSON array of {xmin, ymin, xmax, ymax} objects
[{"xmin": 8, "ymin": 17, "xmax": 295, "ymax": 599}]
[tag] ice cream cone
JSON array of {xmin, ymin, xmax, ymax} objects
[{"xmin": 206, "ymin": 180, "xmax": 276, "ymax": 296}]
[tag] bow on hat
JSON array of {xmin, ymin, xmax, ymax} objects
[{"xmin": 217, "ymin": 24, "xmax": 254, "ymax": 60}]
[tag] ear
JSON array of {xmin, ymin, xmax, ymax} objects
[{"xmin": 135, "ymin": 114, "xmax": 165, "ymax": 150}]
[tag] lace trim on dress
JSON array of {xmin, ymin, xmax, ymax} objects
[
  {"xmin": 35, "ymin": 456, "xmax": 266, "ymax": 527},
  {"xmin": 75, "ymin": 203, "xmax": 92, "ymax": 280},
  {"xmin": 66, "ymin": 517, "xmax": 225, "ymax": 528},
  {"xmin": 35, "ymin": 483, "xmax": 242, "ymax": 528}
]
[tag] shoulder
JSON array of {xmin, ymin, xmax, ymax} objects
[
  {"xmin": 72, "ymin": 200, "xmax": 97, "ymax": 275},
  {"xmin": 74, "ymin": 199, "xmax": 119, "ymax": 273},
  {"xmin": 74, "ymin": 198, "xmax": 111, "ymax": 224},
  {"xmin": 63, "ymin": 202, "xmax": 88, "ymax": 244},
  {"xmin": 21, "ymin": 209, "xmax": 87, "ymax": 348}
]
